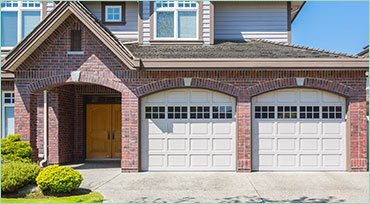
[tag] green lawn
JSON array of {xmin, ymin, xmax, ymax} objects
[{"xmin": 1, "ymin": 191, "xmax": 104, "ymax": 203}]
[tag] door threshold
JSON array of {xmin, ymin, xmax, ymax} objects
[{"xmin": 85, "ymin": 158, "xmax": 120, "ymax": 161}]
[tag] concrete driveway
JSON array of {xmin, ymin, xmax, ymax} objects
[{"xmin": 70, "ymin": 162, "xmax": 368, "ymax": 203}]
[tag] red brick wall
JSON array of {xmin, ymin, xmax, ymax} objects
[{"xmin": 10, "ymin": 15, "xmax": 367, "ymax": 172}]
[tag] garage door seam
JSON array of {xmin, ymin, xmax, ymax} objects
[{"xmin": 246, "ymin": 175, "xmax": 265, "ymax": 203}]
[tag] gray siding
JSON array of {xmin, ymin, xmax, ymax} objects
[
  {"xmin": 142, "ymin": 1, "xmax": 151, "ymax": 45},
  {"xmin": 202, "ymin": 1, "xmax": 211, "ymax": 45},
  {"xmin": 83, "ymin": 1, "xmax": 138, "ymax": 41},
  {"xmin": 214, "ymin": 2, "xmax": 288, "ymax": 43}
]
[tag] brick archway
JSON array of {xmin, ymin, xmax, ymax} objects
[
  {"xmin": 247, "ymin": 77, "xmax": 354, "ymax": 98},
  {"xmin": 133, "ymin": 78, "xmax": 241, "ymax": 98},
  {"xmin": 27, "ymin": 72, "xmax": 126, "ymax": 93}
]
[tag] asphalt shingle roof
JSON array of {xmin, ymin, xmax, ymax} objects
[{"xmin": 125, "ymin": 40, "xmax": 357, "ymax": 59}]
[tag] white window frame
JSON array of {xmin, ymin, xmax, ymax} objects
[
  {"xmin": 154, "ymin": 1, "xmax": 199, "ymax": 40},
  {"xmin": 105, "ymin": 5, "xmax": 122, "ymax": 22},
  {"xmin": 2, "ymin": 91, "xmax": 15, "ymax": 138},
  {"xmin": 1, "ymin": 1, "xmax": 42, "ymax": 49}
]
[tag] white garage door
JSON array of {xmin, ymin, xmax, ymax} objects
[
  {"xmin": 141, "ymin": 89, "xmax": 236, "ymax": 171},
  {"xmin": 252, "ymin": 88, "xmax": 346, "ymax": 171}
]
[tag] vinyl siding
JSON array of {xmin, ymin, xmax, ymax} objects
[
  {"xmin": 83, "ymin": 1, "xmax": 138, "ymax": 41},
  {"xmin": 202, "ymin": 1, "xmax": 211, "ymax": 45},
  {"xmin": 214, "ymin": 1, "xmax": 288, "ymax": 43}
]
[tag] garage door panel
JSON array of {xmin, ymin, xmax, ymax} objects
[
  {"xmin": 322, "ymin": 139, "xmax": 342, "ymax": 151},
  {"xmin": 213, "ymin": 138, "xmax": 232, "ymax": 151},
  {"xmin": 190, "ymin": 155, "xmax": 209, "ymax": 167},
  {"xmin": 252, "ymin": 88, "xmax": 346, "ymax": 171},
  {"xmin": 256, "ymin": 122, "xmax": 274, "ymax": 134},
  {"xmin": 190, "ymin": 90, "xmax": 210, "ymax": 103},
  {"xmin": 300, "ymin": 90, "xmax": 320, "ymax": 103},
  {"xmin": 300, "ymin": 122, "xmax": 320, "ymax": 134},
  {"xmin": 258, "ymin": 138, "xmax": 274, "ymax": 150},
  {"xmin": 277, "ymin": 122, "xmax": 297, "ymax": 134},
  {"xmin": 167, "ymin": 91, "xmax": 188, "ymax": 103},
  {"xmin": 149, "ymin": 139, "xmax": 165, "ymax": 151},
  {"xmin": 168, "ymin": 139, "xmax": 187, "ymax": 151},
  {"xmin": 168, "ymin": 155, "xmax": 187, "ymax": 167},
  {"xmin": 277, "ymin": 91, "xmax": 298, "ymax": 103},
  {"xmin": 190, "ymin": 123, "xmax": 210, "ymax": 135},
  {"xmin": 213, "ymin": 155, "xmax": 232, "ymax": 167},
  {"xmin": 300, "ymin": 138, "xmax": 320, "ymax": 151},
  {"xmin": 167, "ymin": 122, "xmax": 187, "ymax": 135},
  {"xmin": 300, "ymin": 154, "xmax": 319, "ymax": 167},
  {"xmin": 142, "ymin": 89, "xmax": 235, "ymax": 171},
  {"xmin": 322, "ymin": 155, "xmax": 342, "ymax": 167},
  {"xmin": 190, "ymin": 139, "xmax": 209, "ymax": 151},
  {"xmin": 277, "ymin": 138, "xmax": 297, "ymax": 151}
]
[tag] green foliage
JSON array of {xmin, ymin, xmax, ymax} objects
[
  {"xmin": 1, "ymin": 134, "xmax": 33, "ymax": 163},
  {"xmin": 1, "ymin": 161, "xmax": 41, "ymax": 193},
  {"xmin": 36, "ymin": 165, "xmax": 83, "ymax": 194},
  {"xmin": 1, "ymin": 191, "xmax": 104, "ymax": 203}
]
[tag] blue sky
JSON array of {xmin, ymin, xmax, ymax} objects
[{"xmin": 292, "ymin": 1, "xmax": 369, "ymax": 55}]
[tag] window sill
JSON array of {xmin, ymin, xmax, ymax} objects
[
  {"xmin": 150, "ymin": 40, "xmax": 203, "ymax": 45},
  {"xmin": 67, "ymin": 51, "xmax": 84, "ymax": 55},
  {"xmin": 102, "ymin": 21, "xmax": 127, "ymax": 26}
]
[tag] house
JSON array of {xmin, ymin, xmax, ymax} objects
[{"xmin": 1, "ymin": 1, "xmax": 368, "ymax": 172}]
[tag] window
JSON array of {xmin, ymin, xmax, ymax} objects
[
  {"xmin": 299, "ymin": 106, "xmax": 320, "ymax": 119},
  {"xmin": 2, "ymin": 92, "xmax": 15, "ymax": 138},
  {"xmin": 102, "ymin": 2, "xmax": 125, "ymax": 25},
  {"xmin": 254, "ymin": 106, "xmax": 275, "ymax": 119},
  {"xmin": 1, "ymin": 1, "xmax": 41, "ymax": 47},
  {"xmin": 70, "ymin": 30, "xmax": 82, "ymax": 51},
  {"xmin": 277, "ymin": 106, "xmax": 297, "ymax": 119},
  {"xmin": 190, "ymin": 106, "xmax": 210, "ymax": 119},
  {"xmin": 322, "ymin": 106, "xmax": 342, "ymax": 119},
  {"xmin": 155, "ymin": 1, "xmax": 198, "ymax": 40},
  {"xmin": 168, "ymin": 106, "xmax": 187, "ymax": 119},
  {"xmin": 145, "ymin": 106, "xmax": 165, "ymax": 119},
  {"xmin": 213, "ymin": 106, "xmax": 233, "ymax": 119}
]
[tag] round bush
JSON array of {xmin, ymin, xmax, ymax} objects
[
  {"xmin": 1, "ymin": 161, "xmax": 41, "ymax": 193},
  {"xmin": 36, "ymin": 165, "xmax": 83, "ymax": 194},
  {"xmin": 1, "ymin": 134, "xmax": 33, "ymax": 163}
]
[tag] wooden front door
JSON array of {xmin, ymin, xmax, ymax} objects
[{"xmin": 86, "ymin": 104, "xmax": 121, "ymax": 159}]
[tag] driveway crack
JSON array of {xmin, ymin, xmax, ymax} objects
[
  {"xmin": 246, "ymin": 175, "xmax": 265, "ymax": 203},
  {"xmin": 93, "ymin": 172, "xmax": 121, "ymax": 191}
]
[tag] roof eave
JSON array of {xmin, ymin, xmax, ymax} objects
[{"xmin": 137, "ymin": 58, "xmax": 369, "ymax": 69}]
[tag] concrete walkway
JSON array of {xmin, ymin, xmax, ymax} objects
[{"xmin": 70, "ymin": 162, "xmax": 368, "ymax": 203}]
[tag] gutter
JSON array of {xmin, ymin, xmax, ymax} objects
[
  {"xmin": 40, "ymin": 90, "xmax": 48, "ymax": 167},
  {"xmin": 135, "ymin": 58, "xmax": 369, "ymax": 69}
]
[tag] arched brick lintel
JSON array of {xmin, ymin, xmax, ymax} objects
[
  {"xmin": 133, "ymin": 78, "xmax": 241, "ymax": 98},
  {"xmin": 27, "ymin": 72, "xmax": 126, "ymax": 93},
  {"xmin": 247, "ymin": 78, "xmax": 355, "ymax": 98}
]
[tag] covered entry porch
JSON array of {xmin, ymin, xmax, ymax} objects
[{"xmin": 32, "ymin": 83, "xmax": 122, "ymax": 165}]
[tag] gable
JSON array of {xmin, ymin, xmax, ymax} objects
[
  {"xmin": 2, "ymin": 2, "xmax": 136, "ymax": 72},
  {"xmin": 17, "ymin": 15, "xmax": 129, "ymax": 74}
]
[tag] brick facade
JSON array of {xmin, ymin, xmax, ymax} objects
[{"xmin": 7, "ymin": 16, "xmax": 368, "ymax": 171}]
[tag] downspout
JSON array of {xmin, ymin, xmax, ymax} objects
[{"xmin": 40, "ymin": 90, "xmax": 48, "ymax": 167}]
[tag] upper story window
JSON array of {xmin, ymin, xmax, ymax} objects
[
  {"xmin": 155, "ymin": 1, "xmax": 198, "ymax": 40},
  {"xmin": 1, "ymin": 1, "xmax": 42, "ymax": 47},
  {"xmin": 102, "ymin": 2, "xmax": 126, "ymax": 25}
]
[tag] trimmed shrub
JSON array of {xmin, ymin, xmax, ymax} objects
[
  {"xmin": 1, "ymin": 161, "xmax": 41, "ymax": 193},
  {"xmin": 1, "ymin": 134, "xmax": 33, "ymax": 163},
  {"xmin": 36, "ymin": 165, "xmax": 83, "ymax": 194}
]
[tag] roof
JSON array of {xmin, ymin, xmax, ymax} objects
[
  {"xmin": 357, "ymin": 45, "xmax": 369, "ymax": 57},
  {"xmin": 125, "ymin": 40, "xmax": 358, "ymax": 59}
]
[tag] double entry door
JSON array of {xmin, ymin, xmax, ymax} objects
[{"xmin": 86, "ymin": 104, "xmax": 121, "ymax": 159}]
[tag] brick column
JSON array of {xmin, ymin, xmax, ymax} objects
[
  {"xmin": 14, "ymin": 84, "xmax": 38, "ymax": 159},
  {"xmin": 349, "ymin": 98, "xmax": 368, "ymax": 171},
  {"xmin": 237, "ymin": 93, "xmax": 252, "ymax": 172},
  {"xmin": 121, "ymin": 89, "xmax": 139, "ymax": 172}
]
